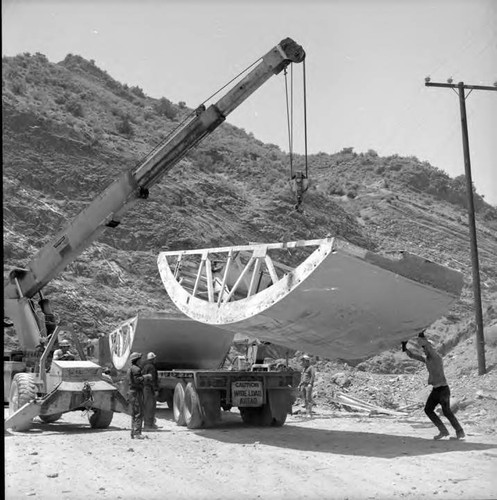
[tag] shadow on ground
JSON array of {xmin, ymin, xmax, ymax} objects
[
  {"xmin": 4, "ymin": 421, "xmax": 124, "ymax": 437},
  {"xmin": 192, "ymin": 413, "xmax": 497, "ymax": 459}
]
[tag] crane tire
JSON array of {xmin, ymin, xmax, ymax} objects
[
  {"xmin": 88, "ymin": 409, "xmax": 114, "ymax": 429},
  {"xmin": 9, "ymin": 373, "xmax": 37, "ymax": 431},
  {"xmin": 183, "ymin": 382, "xmax": 203, "ymax": 429},
  {"xmin": 39, "ymin": 413, "xmax": 63, "ymax": 423},
  {"xmin": 173, "ymin": 381, "xmax": 187, "ymax": 426}
]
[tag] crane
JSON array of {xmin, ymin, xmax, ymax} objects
[
  {"xmin": 4, "ymin": 37, "xmax": 306, "ymax": 431},
  {"xmin": 4, "ymin": 38, "xmax": 305, "ymax": 350}
]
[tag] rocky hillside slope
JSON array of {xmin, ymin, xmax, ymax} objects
[{"xmin": 3, "ymin": 52, "xmax": 497, "ymax": 377}]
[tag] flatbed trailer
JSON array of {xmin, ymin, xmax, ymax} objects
[{"xmin": 115, "ymin": 366, "xmax": 300, "ymax": 429}]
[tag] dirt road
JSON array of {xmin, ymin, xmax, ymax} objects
[{"xmin": 4, "ymin": 404, "xmax": 497, "ymax": 500}]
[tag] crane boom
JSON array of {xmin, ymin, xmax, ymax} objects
[{"xmin": 4, "ymin": 38, "xmax": 305, "ymax": 349}]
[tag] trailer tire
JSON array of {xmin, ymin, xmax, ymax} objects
[
  {"xmin": 39, "ymin": 413, "xmax": 62, "ymax": 423},
  {"xmin": 183, "ymin": 382, "xmax": 203, "ymax": 429},
  {"xmin": 239, "ymin": 407, "xmax": 257, "ymax": 425},
  {"xmin": 158, "ymin": 388, "xmax": 174, "ymax": 409},
  {"xmin": 88, "ymin": 409, "xmax": 114, "ymax": 429},
  {"xmin": 240, "ymin": 404, "xmax": 272, "ymax": 426},
  {"xmin": 173, "ymin": 382, "xmax": 187, "ymax": 426}
]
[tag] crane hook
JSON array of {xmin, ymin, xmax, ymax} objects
[{"xmin": 291, "ymin": 171, "xmax": 309, "ymax": 211}]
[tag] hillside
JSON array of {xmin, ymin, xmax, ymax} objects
[{"xmin": 3, "ymin": 52, "xmax": 497, "ymax": 374}]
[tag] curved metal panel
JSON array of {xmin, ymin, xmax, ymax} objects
[
  {"xmin": 158, "ymin": 239, "xmax": 463, "ymax": 362},
  {"xmin": 108, "ymin": 313, "xmax": 234, "ymax": 371}
]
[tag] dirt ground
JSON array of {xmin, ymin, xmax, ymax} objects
[{"xmin": 4, "ymin": 403, "xmax": 497, "ymax": 500}]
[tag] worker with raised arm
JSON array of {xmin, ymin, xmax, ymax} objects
[
  {"xmin": 402, "ymin": 332, "xmax": 465, "ymax": 440},
  {"xmin": 142, "ymin": 352, "xmax": 160, "ymax": 430},
  {"xmin": 127, "ymin": 352, "xmax": 152, "ymax": 439}
]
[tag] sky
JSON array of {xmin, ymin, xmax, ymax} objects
[{"xmin": 2, "ymin": 0, "xmax": 497, "ymax": 204}]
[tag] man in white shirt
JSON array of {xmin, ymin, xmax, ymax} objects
[{"xmin": 403, "ymin": 332, "xmax": 465, "ymax": 440}]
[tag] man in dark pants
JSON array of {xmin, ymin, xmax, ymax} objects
[
  {"xmin": 127, "ymin": 352, "xmax": 152, "ymax": 439},
  {"xmin": 403, "ymin": 332, "xmax": 465, "ymax": 440},
  {"xmin": 142, "ymin": 352, "xmax": 160, "ymax": 430}
]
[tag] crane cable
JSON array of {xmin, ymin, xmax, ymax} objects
[
  {"xmin": 302, "ymin": 59, "xmax": 309, "ymax": 179},
  {"xmin": 285, "ymin": 60, "xmax": 310, "ymax": 210},
  {"xmin": 284, "ymin": 65, "xmax": 294, "ymax": 177}
]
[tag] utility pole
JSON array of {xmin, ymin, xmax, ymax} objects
[{"xmin": 425, "ymin": 78, "xmax": 497, "ymax": 375}]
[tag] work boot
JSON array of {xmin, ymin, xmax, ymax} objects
[
  {"xmin": 134, "ymin": 434, "xmax": 145, "ymax": 440},
  {"xmin": 454, "ymin": 429, "xmax": 465, "ymax": 440},
  {"xmin": 433, "ymin": 429, "xmax": 450, "ymax": 440}
]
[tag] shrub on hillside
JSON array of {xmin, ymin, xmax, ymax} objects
[
  {"xmin": 346, "ymin": 188, "xmax": 357, "ymax": 199},
  {"xmin": 11, "ymin": 79, "xmax": 26, "ymax": 95},
  {"xmin": 326, "ymin": 180, "xmax": 345, "ymax": 196},
  {"xmin": 116, "ymin": 116, "xmax": 134, "ymax": 136},
  {"xmin": 65, "ymin": 98, "xmax": 84, "ymax": 117},
  {"xmin": 130, "ymin": 85, "xmax": 145, "ymax": 98},
  {"xmin": 154, "ymin": 97, "xmax": 177, "ymax": 120},
  {"xmin": 482, "ymin": 206, "xmax": 497, "ymax": 222}
]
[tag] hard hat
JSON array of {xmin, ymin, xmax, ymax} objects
[
  {"xmin": 59, "ymin": 339, "xmax": 70, "ymax": 347},
  {"xmin": 147, "ymin": 352, "xmax": 156, "ymax": 360},
  {"xmin": 301, "ymin": 354, "xmax": 310, "ymax": 360},
  {"xmin": 129, "ymin": 352, "xmax": 142, "ymax": 362}
]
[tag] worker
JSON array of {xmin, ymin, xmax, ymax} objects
[
  {"xmin": 142, "ymin": 352, "xmax": 160, "ymax": 430},
  {"xmin": 402, "ymin": 331, "xmax": 465, "ymax": 440},
  {"xmin": 298, "ymin": 354, "xmax": 315, "ymax": 417},
  {"xmin": 127, "ymin": 352, "xmax": 152, "ymax": 439},
  {"xmin": 35, "ymin": 336, "xmax": 47, "ymax": 356},
  {"xmin": 53, "ymin": 339, "xmax": 76, "ymax": 361}
]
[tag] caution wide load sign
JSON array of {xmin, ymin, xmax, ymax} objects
[{"xmin": 232, "ymin": 381, "xmax": 263, "ymax": 407}]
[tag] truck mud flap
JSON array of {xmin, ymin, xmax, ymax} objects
[
  {"xmin": 267, "ymin": 389, "xmax": 292, "ymax": 421},
  {"xmin": 4, "ymin": 400, "xmax": 41, "ymax": 432}
]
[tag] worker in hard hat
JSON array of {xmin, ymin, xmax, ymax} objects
[
  {"xmin": 127, "ymin": 352, "xmax": 152, "ymax": 439},
  {"xmin": 53, "ymin": 339, "xmax": 76, "ymax": 361},
  {"xmin": 142, "ymin": 352, "xmax": 160, "ymax": 430},
  {"xmin": 298, "ymin": 354, "xmax": 315, "ymax": 417}
]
